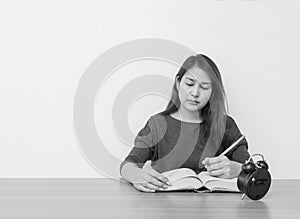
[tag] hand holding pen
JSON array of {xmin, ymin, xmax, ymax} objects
[{"xmin": 202, "ymin": 135, "xmax": 246, "ymax": 179}]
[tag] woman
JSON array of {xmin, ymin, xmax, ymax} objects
[{"xmin": 120, "ymin": 54, "xmax": 250, "ymax": 192}]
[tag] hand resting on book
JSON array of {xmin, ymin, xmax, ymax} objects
[{"xmin": 121, "ymin": 162, "xmax": 172, "ymax": 192}]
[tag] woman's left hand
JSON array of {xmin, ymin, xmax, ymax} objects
[{"xmin": 202, "ymin": 156, "xmax": 242, "ymax": 179}]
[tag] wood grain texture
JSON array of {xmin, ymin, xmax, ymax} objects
[{"xmin": 0, "ymin": 179, "xmax": 299, "ymax": 218}]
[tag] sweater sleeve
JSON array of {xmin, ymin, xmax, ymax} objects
[
  {"xmin": 222, "ymin": 116, "xmax": 250, "ymax": 163},
  {"xmin": 119, "ymin": 117, "xmax": 156, "ymax": 173}
]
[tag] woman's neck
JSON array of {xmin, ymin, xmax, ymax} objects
[{"xmin": 171, "ymin": 109, "xmax": 202, "ymax": 123}]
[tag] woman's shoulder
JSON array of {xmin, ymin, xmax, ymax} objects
[
  {"xmin": 224, "ymin": 114, "xmax": 242, "ymax": 133},
  {"xmin": 148, "ymin": 113, "xmax": 169, "ymax": 126},
  {"xmin": 142, "ymin": 113, "xmax": 169, "ymax": 141},
  {"xmin": 225, "ymin": 114, "xmax": 235, "ymax": 124}
]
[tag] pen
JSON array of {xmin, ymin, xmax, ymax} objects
[{"xmin": 220, "ymin": 135, "xmax": 246, "ymax": 156}]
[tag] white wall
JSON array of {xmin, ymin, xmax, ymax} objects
[{"xmin": 0, "ymin": 0, "xmax": 299, "ymax": 178}]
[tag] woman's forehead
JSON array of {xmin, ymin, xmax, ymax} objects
[{"xmin": 183, "ymin": 67, "xmax": 211, "ymax": 84}]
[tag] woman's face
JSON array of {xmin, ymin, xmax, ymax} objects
[{"xmin": 176, "ymin": 66, "xmax": 212, "ymax": 113}]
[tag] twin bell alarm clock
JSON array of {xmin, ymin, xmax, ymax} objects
[{"xmin": 237, "ymin": 154, "xmax": 271, "ymax": 200}]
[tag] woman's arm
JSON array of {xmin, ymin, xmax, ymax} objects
[
  {"xmin": 223, "ymin": 116, "xmax": 250, "ymax": 163},
  {"xmin": 201, "ymin": 116, "xmax": 250, "ymax": 178},
  {"xmin": 119, "ymin": 117, "xmax": 171, "ymax": 192}
]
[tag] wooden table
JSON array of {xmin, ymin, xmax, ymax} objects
[{"xmin": 0, "ymin": 178, "xmax": 299, "ymax": 218}]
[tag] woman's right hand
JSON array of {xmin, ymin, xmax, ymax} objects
[{"xmin": 130, "ymin": 167, "xmax": 172, "ymax": 192}]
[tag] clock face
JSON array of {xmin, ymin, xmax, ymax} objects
[{"xmin": 246, "ymin": 168, "xmax": 272, "ymax": 200}]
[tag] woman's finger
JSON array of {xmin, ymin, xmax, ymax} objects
[
  {"xmin": 209, "ymin": 167, "xmax": 230, "ymax": 177},
  {"xmin": 148, "ymin": 169, "xmax": 172, "ymax": 186},
  {"xmin": 207, "ymin": 163, "xmax": 222, "ymax": 172},
  {"xmin": 207, "ymin": 156, "xmax": 227, "ymax": 165},
  {"xmin": 144, "ymin": 182, "xmax": 166, "ymax": 191},
  {"xmin": 133, "ymin": 184, "xmax": 156, "ymax": 193},
  {"xmin": 207, "ymin": 159, "xmax": 230, "ymax": 172},
  {"xmin": 147, "ymin": 176, "xmax": 169, "ymax": 189}
]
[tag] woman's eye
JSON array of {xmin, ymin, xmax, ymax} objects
[
  {"xmin": 185, "ymin": 83, "xmax": 210, "ymax": 89},
  {"xmin": 201, "ymin": 87, "xmax": 210, "ymax": 90}
]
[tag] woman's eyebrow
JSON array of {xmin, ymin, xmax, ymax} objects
[{"xmin": 201, "ymin": 82, "xmax": 211, "ymax": 85}]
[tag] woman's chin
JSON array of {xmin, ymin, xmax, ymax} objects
[{"xmin": 184, "ymin": 105, "xmax": 202, "ymax": 112}]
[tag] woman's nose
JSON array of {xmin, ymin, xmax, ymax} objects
[{"xmin": 191, "ymin": 86, "xmax": 200, "ymax": 97}]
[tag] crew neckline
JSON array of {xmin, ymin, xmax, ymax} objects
[{"xmin": 168, "ymin": 114, "xmax": 203, "ymax": 124}]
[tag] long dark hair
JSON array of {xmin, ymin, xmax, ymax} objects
[{"xmin": 160, "ymin": 54, "xmax": 228, "ymax": 149}]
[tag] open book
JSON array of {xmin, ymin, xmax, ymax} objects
[{"xmin": 161, "ymin": 168, "xmax": 239, "ymax": 192}]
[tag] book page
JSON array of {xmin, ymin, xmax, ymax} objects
[
  {"xmin": 163, "ymin": 177, "xmax": 203, "ymax": 191},
  {"xmin": 161, "ymin": 168, "xmax": 197, "ymax": 182},
  {"xmin": 197, "ymin": 172, "xmax": 239, "ymax": 192}
]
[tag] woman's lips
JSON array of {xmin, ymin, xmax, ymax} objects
[{"xmin": 188, "ymin": 100, "xmax": 199, "ymax": 105}]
